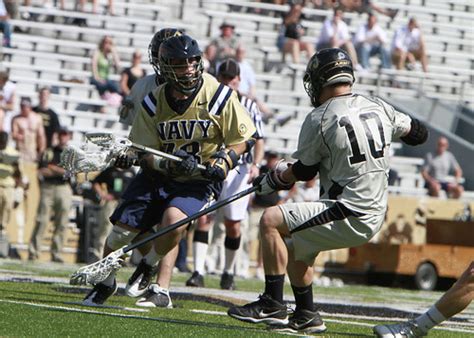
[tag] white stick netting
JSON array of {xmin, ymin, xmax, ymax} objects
[{"xmin": 70, "ymin": 247, "xmax": 126, "ymax": 286}]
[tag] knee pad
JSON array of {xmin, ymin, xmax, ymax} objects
[{"xmin": 106, "ymin": 225, "xmax": 137, "ymax": 250}]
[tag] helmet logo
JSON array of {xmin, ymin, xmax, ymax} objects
[{"xmin": 337, "ymin": 52, "xmax": 346, "ymax": 59}]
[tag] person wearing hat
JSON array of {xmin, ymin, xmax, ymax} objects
[
  {"xmin": 186, "ymin": 58, "xmax": 265, "ymax": 290},
  {"xmin": 208, "ymin": 21, "xmax": 242, "ymax": 65},
  {"xmin": 28, "ymin": 125, "xmax": 73, "ymax": 262}
]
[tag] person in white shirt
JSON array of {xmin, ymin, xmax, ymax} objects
[
  {"xmin": 235, "ymin": 45, "xmax": 256, "ymax": 99},
  {"xmin": 316, "ymin": 7, "xmax": 359, "ymax": 68},
  {"xmin": 0, "ymin": 70, "xmax": 16, "ymax": 134},
  {"xmin": 391, "ymin": 17, "xmax": 428, "ymax": 72},
  {"xmin": 354, "ymin": 13, "xmax": 390, "ymax": 70}
]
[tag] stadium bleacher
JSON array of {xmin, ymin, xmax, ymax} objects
[{"xmin": 1, "ymin": 0, "xmax": 473, "ymax": 262}]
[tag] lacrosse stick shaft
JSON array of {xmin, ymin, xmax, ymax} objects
[
  {"xmin": 128, "ymin": 142, "xmax": 207, "ymax": 171},
  {"xmin": 123, "ymin": 185, "xmax": 258, "ymax": 254}
]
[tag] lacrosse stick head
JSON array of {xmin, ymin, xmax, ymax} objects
[
  {"xmin": 60, "ymin": 145, "xmax": 111, "ymax": 178},
  {"xmin": 70, "ymin": 247, "xmax": 126, "ymax": 286}
]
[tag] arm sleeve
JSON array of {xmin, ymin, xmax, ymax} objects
[
  {"xmin": 292, "ymin": 113, "xmax": 323, "ymax": 166},
  {"xmin": 376, "ymin": 98, "xmax": 412, "ymax": 139},
  {"xmin": 221, "ymin": 92, "xmax": 257, "ymax": 147}
]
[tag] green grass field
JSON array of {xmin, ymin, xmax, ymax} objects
[{"xmin": 0, "ymin": 260, "xmax": 472, "ymax": 337}]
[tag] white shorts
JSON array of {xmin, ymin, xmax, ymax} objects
[
  {"xmin": 220, "ymin": 164, "xmax": 251, "ymax": 221},
  {"xmin": 279, "ymin": 201, "xmax": 385, "ymax": 265}
]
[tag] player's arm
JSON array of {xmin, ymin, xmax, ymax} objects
[{"xmin": 203, "ymin": 91, "xmax": 257, "ymax": 182}]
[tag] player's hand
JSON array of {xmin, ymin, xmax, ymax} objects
[
  {"xmin": 166, "ymin": 149, "xmax": 198, "ymax": 175},
  {"xmin": 247, "ymin": 164, "xmax": 260, "ymax": 184},
  {"xmin": 203, "ymin": 149, "xmax": 238, "ymax": 182},
  {"xmin": 252, "ymin": 170, "xmax": 294, "ymax": 195},
  {"xmin": 114, "ymin": 153, "xmax": 135, "ymax": 169}
]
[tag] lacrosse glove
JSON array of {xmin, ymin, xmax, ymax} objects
[
  {"xmin": 253, "ymin": 170, "xmax": 294, "ymax": 195},
  {"xmin": 114, "ymin": 154, "xmax": 135, "ymax": 169},
  {"xmin": 165, "ymin": 149, "xmax": 199, "ymax": 176},
  {"xmin": 203, "ymin": 149, "xmax": 239, "ymax": 182}
]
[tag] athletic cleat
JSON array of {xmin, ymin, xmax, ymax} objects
[
  {"xmin": 186, "ymin": 271, "xmax": 204, "ymax": 287},
  {"xmin": 135, "ymin": 284, "xmax": 173, "ymax": 308},
  {"xmin": 269, "ymin": 308, "xmax": 326, "ymax": 334},
  {"xmin": 220, "ymin": 272, "xmax": 236, "ymax": 290},
  {"xmin": 227, "ymin": 294, "xmax": 289, "ymax": 325},
  {"xmin": 373, "ymin": 320, "xmax": 426, "ymax": 337},
  {"xmin": 82, "ymin": 280, "xmax": 117, "ymax": 305},
  {"xmin": 125, "ymin": 259, "xmax": 158, "ymax": 297}
]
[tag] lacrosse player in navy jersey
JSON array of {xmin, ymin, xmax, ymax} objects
[
  {"xmin": 83, "ymin": 28, "xmax": 183, "ymax": 308},
  {"xmin": 227, "ymin": 48, "xmax": 428, "ymax": 334},
  {"xmin": 186, "ymin": 58, "xmax": 265, "ymax": 290},
  {"xmin": 83, "ymin": 34, "xmax": 256, "ymax": 308}
]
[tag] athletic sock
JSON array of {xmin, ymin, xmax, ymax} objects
[
  {"xmin": 193, "ymin": 230, "xmax": 209, "ymax": 275},
  {"xmin": 102, "ymin": 271, "xmax": 116, "ymax": 287},
  {"xmin": 291, "ymin": 284, "xmax": 314, "ymax": 312},
  {"xmin": 143, "ymin": 247, "xmax": 163, "ymax": 266},
  {"xmin": 223, "ymin": 236, "xmax": 240, "ymax": 273},
  {"xmin": 415, "ymin": 305, "xmax": 446, "ymax": 333},
  {"xmin": 264, "ymin": 274, "xmax": 285, "ymax": 303}
]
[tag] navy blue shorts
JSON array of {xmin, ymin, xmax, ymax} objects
[{"xmin": 110, "ymin": 171, "xmax": 220, "ymax": 231}]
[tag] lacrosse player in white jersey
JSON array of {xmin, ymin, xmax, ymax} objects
[
  {"xmin": 185, "ymin": 59, "xmax": 265, "ymax": 290},
  {"xmin": 228, "ymin": 48, "xmax": 429, "ymax": 334}
]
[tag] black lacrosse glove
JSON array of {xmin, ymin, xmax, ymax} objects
[
  {"xmin": 253, "ymin": 170, "xmax": 294, "ymax": 195},
  {"xmin": 114, "ymin": 154, "xmax": 135, "ymax": 169},
  {"xmin": 166, "ymin": 149, "xmax": 199, "ymax": 176},
  {"xmin": 203, "ymin": 149, "xmax": 239, "ymax": 182}
]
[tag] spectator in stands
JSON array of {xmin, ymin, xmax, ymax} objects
[
  {"xmin": 391, "ymin": 17, "xmax": 428, "ymax": 72},
  {"xmin": 316, "ymin": 7, "xmax": 360, "ymax": 69},
  {"xmin": 119, "ymin": 50, "xmax": 146, "ymax": 98},
  {"xmin": 0, "ymin": 0, "xmax": 12, "ymax": 47},
  {"xmin": 77, "ymin": 0, "xmax": 115, "ymax": 15},
  {"xmin": 208, "ymin": 22, "xmax": 242, "ymax": 65},
  {"xmin": 289, "ymin": 176, "xmax": 319, "ymax": 203},
  {"xmin": 0, "ymin": 131, "xmax": 22, "ymax": 256},
  {"xmin": 336, "ymin": 0, "xmax": 398, "ymax": 19},
  {"xmin": 202, "ymin": 44, "xmax": 217, "ymax": 76},
  {"xmin": 33, "ymin": 87, "xmax": 61, "ymax": 148},
  {"xmin": 353, "ymin": 13, "xmax": 390, "ymax": 70},
  {"xmin": 28, "ymin": 126, "xmax": 72, "ymax": 262},
  {"xmin": 235, "ymin": 45, "xmax": 256, "ymax": 99},
  {"xmin": 0, "ymin": 70, "xmax": 16, "ymax": 133},
  {"xmin": 90, "ymin": 36, "xmax": 121, "ymax": 98},
  {"xmin": 90, "ymin": 166, "xmax": 134, "ymax": 261},
  {"xmin": 11, "ymin": 97, "xmax": 46, "ymax": 164},
  {"xmin": 422, "ymin": 136, "xmax": 464, "ymax": 199},
  {"xmin": 277, "ymin": 3, "xmax": 315, "ymax": 64}
]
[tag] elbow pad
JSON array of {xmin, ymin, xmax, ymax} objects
[
  {"xmin": 401, "ymin": 119, "xmax": 428, "ymax": 146},
  {"xmin": 245, "ymin": 137, "xmax": 256, "ymax": 153},
  {"xmin": 292, "ymin": 160, "xmax": 319, "ymax": 181}
]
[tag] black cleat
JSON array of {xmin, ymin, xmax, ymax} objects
[
  {"xmin": 185, "ymin": 271, "xmax": 204, "ymax": 287},
  {"xmin": 82, "ymin": 280, "xmax": 117, "ymax": 305},
  {"xmin": 220, "ymin": 272, "xmax": 236, "ymax": 290},
  {"xmin": 125, "ymin": 259, "xmax": 158, "ymax": 297},
  {"xmin": 269, "ymin": 308, "xmax": 326, "ymax": 334},
  {"xmin": 227, "ymin": 294, "xmax": 288, "ymax": 325},
  {"xmin": 135, "ymin": 284, "xmax": 173, "ymax": 308}
]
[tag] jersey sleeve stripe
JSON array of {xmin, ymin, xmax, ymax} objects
[
  {"xmin": 209, "ymin": 84, "xmax": 232, "ymax": 116},
  {"xmin": 142, "ymin": 93, "xmax": 157, "ymax": 117},
  {"xmin": 208, "ymin": 83, "xmax": 224, "ymax": 113},
  {"xmin": 241, "ymin": 96, "xmax": 265, "ymax": 139}
]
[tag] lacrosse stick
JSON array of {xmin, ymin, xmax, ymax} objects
[
  {"xmin": 60, "ymin": 132, "xmax": 206, "ymax": 177},
  {"xmin": 70, "ymin": 185, "xmax": 258, "ymax": 285}
]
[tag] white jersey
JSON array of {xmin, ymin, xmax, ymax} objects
[
  {"xmin": 293, "ymin": 94, "xmax": 411, "ymax": 215},
  {"xmin": 119, "ymin": 74, "xmax": 160, "ymax": 126}
]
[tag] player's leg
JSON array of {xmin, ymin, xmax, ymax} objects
[
  {"xmin": 227, "ymin": 205, "xmax": 289, "ymax": 325},
  {"xmin": 374, "ymin": 262, "xmax": 473, "ymax": 337},
  {"xmin": 220, "ymin": 167, "xmax": 252, "ymax": 289},
  {"xmin": 135, "ymin": 245, "xmax": 178, "ymax": 308},
  {"xmin": 186, "ymin": 215, "xmax": 211, "ymax": 287}
]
